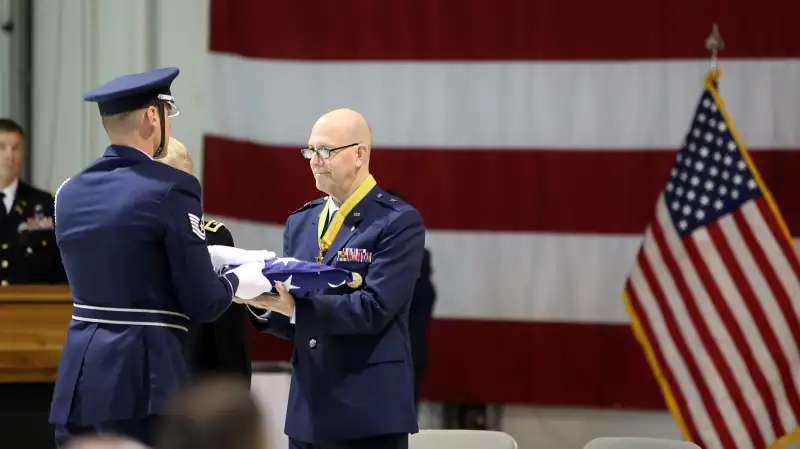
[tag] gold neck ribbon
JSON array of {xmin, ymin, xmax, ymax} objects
[{"xmin": 317, "ymin": 174, "xmax": 377, "ymax": 258}]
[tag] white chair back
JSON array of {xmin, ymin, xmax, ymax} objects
[
  {"xmin": 409, "ymin": 429, "xmax": 518, "ymax": 449},
  {"xmin": 584, "ymin": 437, "xmax": 702, "ymax": 448}
]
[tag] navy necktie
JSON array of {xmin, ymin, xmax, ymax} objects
[
  {"xmin": 321, "ymin": 210, "xmax": 333, "ymax": 236},
  {"xmin": 0, "ymin": 192, "xmax": 7, "ymax": 221}
]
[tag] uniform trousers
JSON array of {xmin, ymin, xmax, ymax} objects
[
  {"xmin": 289, "ymin": 433, "xmax": 408, "ymax": 449},
  {"xmin": 54, "ymin": 415, "xmax": 159, "ymax": 448}
]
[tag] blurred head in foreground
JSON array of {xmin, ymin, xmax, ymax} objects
[
  {"xmin": 155, "ymin": 376, "xmax": 264, "ymax": 449},
  {"xmin": 157, "ymin": 137, "xmax": 194, "ymax": 175},
  {"xmin": 62, "ymin": 435, "xmax": 150, "ymax": 449}
]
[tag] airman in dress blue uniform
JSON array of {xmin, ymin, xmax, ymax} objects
[
  {"xmin": 248, "ymin": 108, "xmax": 426, "ymax": 449},
  {"xmin": 49, "ymin": 67, "xmax": 274, "ymax": 448}
]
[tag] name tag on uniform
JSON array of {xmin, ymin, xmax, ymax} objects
[{"xmin": 336, "ymin": 248, "xmax": 372, "ymax": 263}]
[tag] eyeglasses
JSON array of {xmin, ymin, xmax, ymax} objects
[
  {"xmin": 301, "ymin": 143, "xmax": 358, "ymax": 160},
  {"xmin": 158, "ymin": 94, "xmax": 180, "ymax": 118}
]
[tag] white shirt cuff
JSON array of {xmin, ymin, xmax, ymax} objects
[{"xmin": 290, "ymin": 305, "xmax": 296, "ymax": 324}]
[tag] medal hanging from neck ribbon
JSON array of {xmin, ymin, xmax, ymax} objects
[{"xmin": 316, "ymin": 174, "xmax": 377, "ymax": 263}]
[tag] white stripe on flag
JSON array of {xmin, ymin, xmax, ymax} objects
[
  {"xmin": 628, "ymin": 258, "xmax": 719, "ymax": 446},
  {"xmin": 209, "ymin": 215, "xmax": 800, "ymax": 325},
  {"xmin": 741, "ymin": 202, "xmax": 800, "ymax": 323},
  {"xmin": 208, "ymin": 53, "xmax": 800, "ymax": 149},
  {"xmin": 689, "ymin": 225, "xmax": 776, "ymax": 445},
  {"xmin": 648, "ymin": 200, "xmax": 749, "ymax": 447},
  {"xmin": 719, "ymin": 206, "xmax": 800, "ymax": 432}
]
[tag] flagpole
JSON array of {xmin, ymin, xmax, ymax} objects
[{"xmin": 704, "ymin": 23, "xmax": 724, "ymax": 76}]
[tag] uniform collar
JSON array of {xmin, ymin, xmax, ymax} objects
[
  {"xmin": 1, "ymin": 178, "xmax": 18, "ymax": 202},
  {"xmin": 104, "ymin": 144, "xmax": 154, "ymax": 161},
  {"xmin": 326, "ymin": 196, "xmax": 340, "ymax": 218}
]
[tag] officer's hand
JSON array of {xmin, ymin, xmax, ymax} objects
[{"xmin": 244, "ymin": 282, "xmax": 295, "ymax": 317}]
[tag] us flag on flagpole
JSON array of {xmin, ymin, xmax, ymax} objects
[{"xmin": 623, "ymin": 70, "xmax": 800, "ymax": 449}]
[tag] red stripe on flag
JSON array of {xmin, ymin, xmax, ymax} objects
[
  {"xmin": 249, "ymin": 319, "xmax": 673, "ymax": 408},
  {"xmin": 645, "ymin": 222, "xmax": 738, "ymax": 447},
  {"xmin": 704, "ymin": 218, "xmax": 790, "ymax": 437},
  {"xmin": 734, "ymin": 204, "xmax": 800, "ymax": 417},
  {"xmin": 756, "ymin": 199, "xmax": 800, "ymax": 280},
  {"xmin": 209, "ymin": 0, "xmax": 800, "ymax": 60},
  {"xmin": 625, "ymin": 279, "xmax": 703, "ymax": 442},
  {"xmin": 737, "ymin": 202, "xmax": 800, "ymax": 350},
  {"xmin": 203, "ymin": 136, "xmax": 800, "ymax": 234}
]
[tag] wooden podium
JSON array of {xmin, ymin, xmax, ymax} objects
[{"xmin": 0, "ymin": 285, "xmax": 72, "ymax": 383}]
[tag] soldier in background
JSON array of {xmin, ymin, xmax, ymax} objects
[
  {"xmin": 385, "ymin": 191, "xmax": 490, "ymax": 430},
  {"xmin": 157, "ymin": 138, "xmax": 252, "ymax": 387},
  {"xmin": 386, "ymin": 190, "xmax": 436, "ymax": 412},
  {"xmin": 0, "ymin": 118, "xmax": 66, "ymax": 285}
]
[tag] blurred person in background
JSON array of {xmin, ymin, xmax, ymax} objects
[
  {"xmin": 155, "ymin": 376, "xmax": 264, "ymax": 449},
  {"xmin": 386, "ymin": 190, "xmax": 436, "ymax": 413},
  {"xmin": 248, "ymin": 108, "xmax": 425, "ymax": 449},
  {"xmin": 0, "ymin": 118, "xmax": 66, "ymax": 285},
  {"xmin": 157, "ymin": 136, "xmax": 194, "ymax": 174},
  {"xmin": 157, "ymin": 137, "xmax": 252, "ymax": 387}
]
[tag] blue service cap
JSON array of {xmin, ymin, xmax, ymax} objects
[{"xmin": 83, "ymin": 67, "xmax": 180, "ymax": 117}]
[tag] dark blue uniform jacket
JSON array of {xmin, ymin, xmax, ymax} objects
[{"xmin": 49, "ymin": 145, "xmax": 240, "ymax": 426}]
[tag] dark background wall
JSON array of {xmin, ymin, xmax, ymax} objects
[{"xmin": 0, "ymin": 382, "xmax": 55, "ymax": 448}]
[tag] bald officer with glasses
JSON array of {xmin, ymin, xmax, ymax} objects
[
  {"xmin": 248, "ymin": 108, "xmax": 426, "ymax": 449},
  {"xmin": 50, "ymin": 68, "xmax": 275, "ymax": 448}
]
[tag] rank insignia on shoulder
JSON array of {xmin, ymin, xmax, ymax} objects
[
  {"xmin": 375, "ymin": 193, "xmax": 404, "ymax": 210},
  {"xmin": 290, "ymin": 197, "xmax": 326, "ymax": 215},
  {"xmin": 347, "ymin": 272, "xmax": 363, "ymax": 289},
  {"xmin": 204, "ymin": 220, "xmax": 225, "ymax": 233}
]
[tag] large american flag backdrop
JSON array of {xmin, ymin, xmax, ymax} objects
[{"xmin": 202, "ymin": 0, "xmax": 800, "ymax": 410}]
